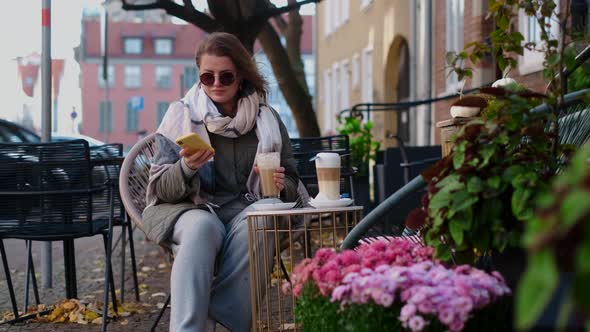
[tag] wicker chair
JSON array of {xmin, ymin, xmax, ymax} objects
[
  {"xmin": 0, "ymin": 140, "xmax": 117, "ymax": 332},
  {"xmin": 118, "ymin": 133, "xmax": 165, "ymax": 331}
]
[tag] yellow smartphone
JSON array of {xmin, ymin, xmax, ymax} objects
[{"xmin": 175, "ymin": 133, "xmax": 214, "ymax": 155}]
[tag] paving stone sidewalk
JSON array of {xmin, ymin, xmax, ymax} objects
[{"xmin": 0, "ymin": 229, "xmax": 229, "ymax": 331}]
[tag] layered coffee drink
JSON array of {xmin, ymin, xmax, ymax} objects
[
  {"xmin": 257, "ymin": 152, "xmax": 281, "ymax": 198},
  {"xmin": 315, "ymin": 153, "xmax": 341, "ymax": 200}
]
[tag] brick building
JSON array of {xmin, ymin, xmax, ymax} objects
[
  {"xmin": 78, "ymin": 17, "xmax": 205, "ymax": 149},
  {"xmin": 317, "ymin": 0, "xmax": 587, "ymax": 146},
  {"xmin": 432, "ymin": 0, "xmax": 577, "ymax": 143},
  {"xmin": 78, "ymin": 12, "xmax": 314, "ymax": 149}
]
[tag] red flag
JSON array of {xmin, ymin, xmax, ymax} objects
[
  {"xmin": 18, "ymin": 62, "xmax": 40, "ymax": 98},
  {"xmin": 51, "ymin": 59, "xmax": 65, "ymax": 97}
]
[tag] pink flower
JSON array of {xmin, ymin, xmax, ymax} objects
[
  {"xmin": 281, "ymin": 281, "xmax": 291, "ymax": 295},
  {"xmin": 338, "ymin": 250, "xmax": 360, "ymax": 266},
  {"xmin": 449, "ymin": 319, "xmax": 465, "ymax": 332},
  {"xmin": 438, "ymin": 308, "xmax": 455, "ymax": 325},
  {"xmin": 292, "ymin": 284, "xmax": 303, "ymax": 297},
  {"xmin": 408, "ymin": 315, "xmax": 427, "ymax": 332},
  {"xmin": 289, "ymin": 238, "xmax": 511, "ymax": 332},
  {"xmin": 400, "ymin": 303, "xmax": 416, "ymax": 320},
  {"xmin": 376, "ymin": 292, "xmax": 393, "ymax": 307}
]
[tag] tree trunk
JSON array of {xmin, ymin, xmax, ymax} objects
[{"xmin": 258, "ymin": 23, "xmax": 320, "ymax": 137}]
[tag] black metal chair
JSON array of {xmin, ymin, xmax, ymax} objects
[
  {"xmin": 89, "ymin": 143, "xmax": 140, "ymax": 303},
  {"xmin": 0, "ymin": 140, "xmax": 117, "ymax": 331},
  {"xmin": 290, "ymin": 135, "xmax": 356, "ymax": 199}
]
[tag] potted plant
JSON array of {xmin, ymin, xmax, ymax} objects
[
  {"xmin": 285, "ymin": 239, "xmax": 511, "ymax": 331},
  {"xmin": 336, "ymin": 115, "xmax": 381, "ymax": 210}
]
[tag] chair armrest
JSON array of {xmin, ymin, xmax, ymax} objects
[
  {"xmin": 399, "ymin": 157, "xmax": 440, "ymax": 168},
  {"xmin": 341, "ymin": 175, "xmax": 426, "ymax": 250}
]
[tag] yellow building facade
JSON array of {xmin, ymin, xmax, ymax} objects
[{"xmin": 316, "ymin": 0, "xmax": 418, "ymax": 148}]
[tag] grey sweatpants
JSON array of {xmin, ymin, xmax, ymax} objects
[{"xmin": 169, "ymin": 198, "xmax": 278, "ymax": 332}]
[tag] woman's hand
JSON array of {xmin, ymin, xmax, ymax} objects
[
  {"xmin": 180, "ymin": 149, "xmax": 215, "ymax": 170},
  {"xmin": 254, "ymin": 166, "xmax": 286, "ymax": 192}
]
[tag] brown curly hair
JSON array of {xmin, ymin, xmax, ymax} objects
[{"xmin": 195, "ymin": 32, "xmax": 268, "ymax": 96}]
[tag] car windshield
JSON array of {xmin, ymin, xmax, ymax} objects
[{"xmin": 0, "ymin": 123, "xmax": 40, "ymax": 143}]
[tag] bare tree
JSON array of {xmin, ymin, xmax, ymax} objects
[{"xmin": 121, "ymin": 0, "xmax": 321, "ymax": 137}]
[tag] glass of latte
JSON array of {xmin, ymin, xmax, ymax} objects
[
  {"xmin": 315, "ymin": 152, "xmax": 341, "ymax": 200},
  {"xmin": 257, "ymin": 152, "xmax": 281, "ymax": 198}
]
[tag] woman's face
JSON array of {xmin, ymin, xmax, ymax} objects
[{"xmin": 199, "ymin": 54, "xmax": 240, "ymax": 106}]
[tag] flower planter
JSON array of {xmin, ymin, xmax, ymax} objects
[{"xmin": 286, "ymin": 239, "xmax": 512, "ymax": 332}]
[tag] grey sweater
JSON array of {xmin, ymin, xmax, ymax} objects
[{"xmin": 141, "ymin": 111, "xmax": 299, "ymax": 245}]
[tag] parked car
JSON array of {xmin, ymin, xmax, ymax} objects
[
  {"xmin": 0, "ymin": 119, "xmax": 106, "ymax": 146},
  {"xmin": 0, "ymin": 119, "xmax": 41, "ymax": 143},
  {"xmin": 0, "ymin": 119, "xmax": 115, "ymax": 185},
  {"xmin": 52, "ymin": 134, "xmax": 105, "ymax": 146}
]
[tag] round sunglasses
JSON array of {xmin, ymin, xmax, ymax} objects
[{"xmin": 199, "ymin": 71, "xmax": 236, "ymax": 87}]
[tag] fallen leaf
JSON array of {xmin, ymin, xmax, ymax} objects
[
  {"xmin": 120, "ymin": 319, "xmax": 129, "ymax": 325},
  {"xmin": 141, "ymin": 266, "xmax": 154, "ymax": 272},
  {"xmin": 91, "ymin": 317, "xmax": 103, "ymax": 325},
  {"xmin": 157, "ymin": 263, "xmax": 167, "ymax": 269},
  {"xmin": 156, "ymin": 303, "xmax": 165, "ymax": 309},
  {"xmin": 151, "ymin": 292, "xmax": 167, "ymax": 298}
]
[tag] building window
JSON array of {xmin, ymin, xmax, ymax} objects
[
  {"xmin": 445, "ymin": 0, "xmax": 464, "ymax": 91},
  {"xmin": 98, "ymin": 64, "xmax": 114, "ymax": 88},
  {"xmin": 342, "ymin": 0, "xmax": 350, "ymax": 23},
  {"xmin": 126, "ymin": 101, "xmax": 139, "ymax": 132},
  {"xmin": 125, "ymin": 65, "xmax": 141, "ymax": 88},
  {"xmin": 99, "ymin": 101, "xmax": 113, "ymax": 133},
  {"xmin": 361, "ymin": 47, "xmax": 374, "ymax": 103},
  {"xmin": 361, "ymin": 0, "xmax": 374, "ymax": 10},
  {"xmin": 324, "ymin": 0, "xmax": 348, "ymax": 37},
  {"xmin": 124, "ymin": 38, "xmax": 143, "ymax": 54},
  {"xmin": 324, "ymin": 0, "xmax": 333, "ymax": 37},
  {"xmin": 183, "ymin": 66, "xmax": 198, "ymax": 91},
  {"xmin": 303, "ymin": 57, "xmax": 316, "ymax": 98},
  {"xmin": 323, "ymin": 69, "xmax": 332, "ymax": 132},
  {"xmin": 332, "ymin": 63, "xmax": 341, "ymax": 122},
  {"xmin": 340, "ymin": 60, "xmax": 350, "ymax": 111},
  {"xmin": 155, "ymin": 65, "xmax": 172, "ymax": 89},
  {"xmin": 156, "ymin": 102, "xmax": 170, "ymax": 126},
  {"xmin": 352, "ymin": 53, "xmax": 360, "ymax": 90},
  {"xmin": 518, "ymin": 1, "xmax": 560, "ymax": 75},
  {"xmin": 154, "ymin": 38, "xmax": 173, "ymax": 55}
]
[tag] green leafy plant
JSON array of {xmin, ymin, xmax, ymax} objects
[
  {"xmin": 517, "ymin": 144, "xmax": 590, "ymax": 330},
  {"xmin": 419, "ymin": 89, "xmax": 557, "ymax": 263},
  {"xmin": 414, "ymin": 0, "xmax": 588, "ymax": 263},
  {"xmin": 336, "ymin": 115, "xmax": 381, "ymax": 176}
]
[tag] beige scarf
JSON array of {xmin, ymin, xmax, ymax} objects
[{"xmin": 146, "ymin": 84, "xmax": 283, "ymax": 209}]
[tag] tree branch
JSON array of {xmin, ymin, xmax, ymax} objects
[
  {"xmin": 285, "ymin": 0, "xmax": 309, "ymax": 93},
  {"xmin": 182, "ymin": 0, "xmax": 195, "ymax": 13},
  {"xmin": 121, "ymin": 0, "xmax": 162, "ymax": 10},
  {"xmin": 258, "ymin": 0, "xmax": 322, "ymax": 21},
  {"xmin": 121, "ymin": 0, "xmax": 222, "ymax": 32},
  {"xmin": 258, "ymin": 22, "xmax": 320, "ymax": 136}
]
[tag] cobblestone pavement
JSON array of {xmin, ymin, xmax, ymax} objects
[{"xmin": 0, "ymin": 228, "xmax": 230, "ymax": 331}]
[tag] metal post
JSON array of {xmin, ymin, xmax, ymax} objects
[
  {"xmin": 410, "ymin": 0, "xmax": 418, "ymax": 145},
  {"xmin": 426, "ymin": 0, "xmax": 433, "ymax": 145},
  {"xmin": 101, "ymin": 6, "xmax": 110, "ymax": 143},
  {"xmin": 41, "ymin": 0, "xmax": 53, "ymax": 288}
]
